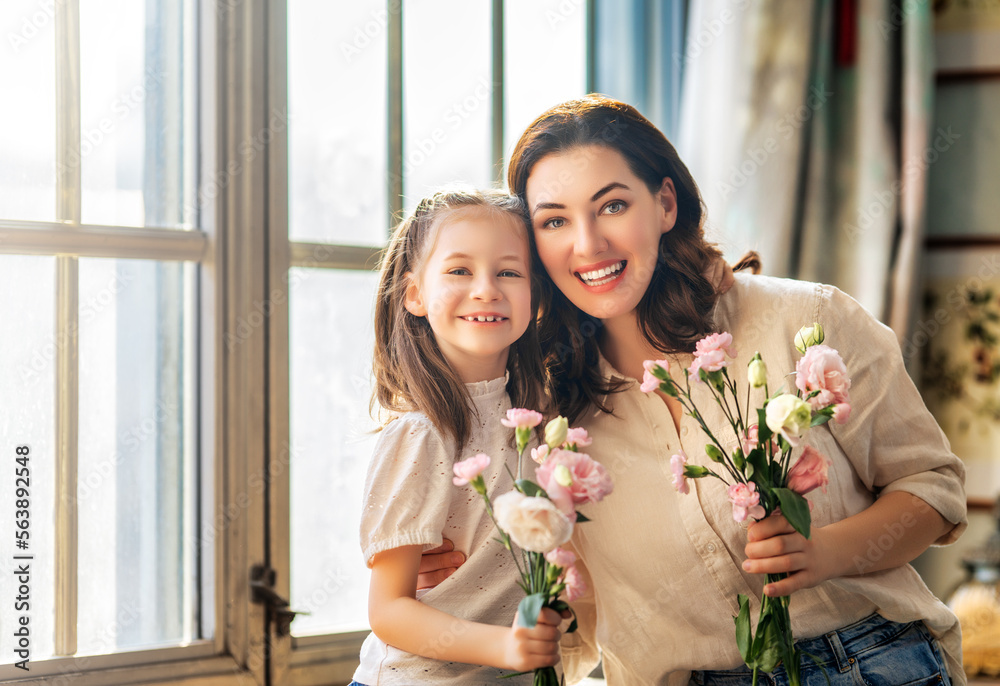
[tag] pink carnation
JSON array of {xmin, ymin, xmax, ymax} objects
[
  {"xmin": 687, "ymin": 332, "xmax": 736, "ymax": 382},
  {"xmin": 832, "ymin": 402, "xmax": 852, "ymax": 424},
  {"xmin": 536, "ymin": 448, "xmax": 614, "ymax": 508},
  {"xmin": 787, "ymin": 445, "xmax": 831, "ymax": 495},
  {"xmin": 741, "ymin": 424, "xmax": 779, "ymax": 455},
  {"xmin": 500, "ymin": 408, "xmax": 544, "ymax": 429},
  {"xmin": 452, "ymin": 453, "xmax": 490, "ymax": 486},
  {"xmin": 641, "ymin": 359, "xmax": 669, "ymax": 393},
  {"xmin": 562, "ymin": 564, "xmax": 587, "ymax": 602},
  {"xmin": 727, "ymin": 482, "xmax": 766, "ymax": 523},
  {"xmin": 544, "ymin": 547, "xmax": 576, "ymax": 568},
  {"xmin": 670, "ymin": 451, "xmax": 689, "ymax": 495},
  {"xmin": 795, "ymin": 345, "xmax": 851, "ymax": 410},
  {"xmin": 530, "ymin": 444, "xmax": 550, "ymax": 464},
  {"xmin": 565, "ymin": 427, "xmax": 593, "ymax": 448}
]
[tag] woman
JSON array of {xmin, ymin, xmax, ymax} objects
[{"xmin": 423, "ymin": 95, "xmax": 967, "ymax": 686}]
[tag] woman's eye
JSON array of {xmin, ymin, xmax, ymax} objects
[
  {"xmin": 541, "ymin": 217, "xmax": 565, "ymax": 230},
  {"xmin": 499, "ymin": 270, "xmax": 521, "ymax": 278},
  {"xmin": 604, "ymin": 200, "xmax": 626, "ymax": 215}
]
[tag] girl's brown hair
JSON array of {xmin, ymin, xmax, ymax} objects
[
  {"xmin": 507, "ymin": 94, "xmax": 728, "ymax": 423},
  {"xmin": 371, "ymin": 189, "xmax": 546, "ymax": 451}
]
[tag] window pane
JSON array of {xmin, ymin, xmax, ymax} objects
[
  {"xmin": 504, "ymin": 0, "xmax": 587, "ymax": 156},
  {"xmin": 78, "ymin": 258, "xmax": 199, "ymax": 653},
  {"xmin": 403, "ymin": 0, "xmax": 492, "ymax": 211},
  {"xmin": 289, "ymin": 268, "xmax": 378, "ymax": 635},
  {"xmin": 289, "ymin": 0, "xmax": 387, "ymax": 245},
  {"xmin": 0, "ymin": 9, "xmax": 57, "ymax": 221},
  {"xmin": 80, "ymin": 0, "xmax": 198, "ymax": 229},
  {"xmin": 0, "ymin": 256, "xmax": 57, "ymax": 661}
]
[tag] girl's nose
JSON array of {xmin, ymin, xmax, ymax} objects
[
  {"xmin": 471, "ymin": 275, "xmax": 502, "ymax": 301},
  {"xmin": 573, "ymin": 217, "xmax": 608, "ymax": 257}
]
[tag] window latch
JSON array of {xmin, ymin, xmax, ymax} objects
[{"xmin": 250, "ymin": 564, "xmax": 310, "ymax": 637}]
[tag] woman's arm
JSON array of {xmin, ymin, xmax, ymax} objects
[
  {"xmin": 742, "ymin": 491, "xmax": 951, "ymax": 596},
  {"xmin": 369, "ymin": 545, "xmax": 561, "ymax": 672}
]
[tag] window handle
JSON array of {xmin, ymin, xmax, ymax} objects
[{"xmin": 249, "ymin": 564, "xmax": 311, "ymax": 637}]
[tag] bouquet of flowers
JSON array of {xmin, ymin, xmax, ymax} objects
[
  {"xmin": 642, "ymin": 324, "xmax": 851, "ymax": 686},
  {"xmin": 452, "ymin": 410, "xmax": 614, "ymax": 686}
]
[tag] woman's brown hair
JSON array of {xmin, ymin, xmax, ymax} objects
[
  {"xmin": 371, "ymin": 188, "xmax": 546, "ymax": 451},
  {"xmin": 507, "ymin": 94, "xmax": 728, "ymax": 423}
]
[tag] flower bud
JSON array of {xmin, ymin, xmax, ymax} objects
[
  {"xmin": 794, "ymin": 323, "xmax": 825, "ymax": 353},
  {"xmin": 553, "ymin": 464, "xmax": 573, "ymax": 487},
  {"xmin": 747, "ymin": 355, "xmax": 767, "ymax": 388},
  {"xmin": 545, "ymin": 416, "xmax": 569, "ymax": 449},
  {"xmin": 705, "ymin": 444, "xmax": 725, "ymax": 463}
]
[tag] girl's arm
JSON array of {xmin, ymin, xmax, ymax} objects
[
  {"xmin": 742, "ymin": 491, "xmax": 951, "ymax": 596},
  {"xmin": 369, "ymin": 545, "xmax": 562, "ymax": 672}
]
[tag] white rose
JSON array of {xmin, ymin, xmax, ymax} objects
[
  {"xmin": 493, "ymin": 491, "xmax": 573, "ymax": 553},
  {"xmin": 765, "ymin": 394, "xmax": 812, "ymax": 447}
]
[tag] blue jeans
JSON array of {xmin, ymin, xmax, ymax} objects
[{"xmin": 690, "ymin": 613, "xmax": 952, "ymax": 686}]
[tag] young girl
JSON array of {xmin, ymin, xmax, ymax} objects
[{"xmin": 350, "ymin": 189, "xmax": 562, "ymax": 685}]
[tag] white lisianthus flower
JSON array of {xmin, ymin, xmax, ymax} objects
[
  {"xmin": 493, "ymin": 491, "xmax": 573, "ymax": 553},
  {"xmin": 544, "ymin": 416, "xmax": 569, "ymax": 449},
  {"xmin": 793, "ymin": 323, "xmax": 825, "ymax": 353},
  {"xmin": 765, "ymin": 394, "xmax": 812, "ymax": 447}
]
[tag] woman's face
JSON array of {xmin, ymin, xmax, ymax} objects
[{"xmin": 525, "ymin": 145, "xmax": 677, "ymax": 323}]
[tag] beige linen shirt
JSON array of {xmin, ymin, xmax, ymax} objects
[{"xmin": 561, "ymin": 273, "xmax": 967, "ymax": 686}]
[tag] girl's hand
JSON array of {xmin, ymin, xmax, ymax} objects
[
  {"xmin": 416, "ymin": 538, "xmax": 466, "ymax": 589},
  {"xmin": 503, "ymin": 607, "xmax": 562, "ymax": 672},
  {"xmin": 743, "ymin": 515, "xmax": 841, "ymax": 597}
]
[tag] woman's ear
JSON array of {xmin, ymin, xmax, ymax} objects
[
  {"xmin": 658, "ymin": 177, "xmax": 678, "ymax": 235},
  {"xmin": 403, "ymin": 272, "xmax": 427, "ymax": 317}
]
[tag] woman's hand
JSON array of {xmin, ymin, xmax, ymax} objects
[
  {"xmin": 416, "ymin": 538, "xmax": 466, "ymax": 589},
  {"xmin": 742, "ymin": 514, "xmax": 841, "ymax": 597},
  {"xmin": 502, "ymin": 607, "xmax": 562, "ymax": 672}
]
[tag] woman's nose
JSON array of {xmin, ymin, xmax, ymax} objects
[{"xmin": 573, "ymin": 217, "xmax": 608, "ymax": 257}]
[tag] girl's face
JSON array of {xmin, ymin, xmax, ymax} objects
[
  {"xmin": 525, "ymin": 145, "xmax": 677, "ymax": 324},
  {"xmin": 404, "ymin": 210, "xmax": 532, "ymax": 384}
]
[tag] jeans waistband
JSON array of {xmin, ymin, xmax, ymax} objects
[{"xmin": 796, "ymin": 613, "xmax": 917, "ymax": 671}]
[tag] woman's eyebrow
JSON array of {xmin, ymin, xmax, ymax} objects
[{"xmin": 532, "ymin": 182, "xmax": 632, "ymax": 217}]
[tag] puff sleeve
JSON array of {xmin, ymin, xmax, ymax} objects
[{"xmin": 360, "ymin": 415, "xmax": 456, "ymax": 566}]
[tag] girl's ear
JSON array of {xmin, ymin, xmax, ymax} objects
[
  {"xmin": 403, "ymin": 272, "xmax": 427, "ymax": 317},
  {"xmin": 658, "ymin": 177, "xmax": 678, "ymax": 235}
]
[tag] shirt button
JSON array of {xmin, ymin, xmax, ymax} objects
[
  {"xmin": 681, "ymin": 426, "xmax": 690, "ymax": 436},
  {"xmin": 706, "ymin": 543, "xmax": 716, "ymax": 553}
]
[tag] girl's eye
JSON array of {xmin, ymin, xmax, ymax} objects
[
  {"xmin": 604, "ymin": 200, "xmax": 626, "ymax": 215},
  {"xmin": 498, "ymin": 270, "xmax": 521, "ymax": 278},
  {"xmin": 541, "ymin": 217, "xmax": 566, "ymax": 230},
  {"xmin": 447, "ymin": 268, "xmax": 470, "ymax": 276}
]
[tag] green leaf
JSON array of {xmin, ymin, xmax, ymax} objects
[
  {"xmin": 756, "ymin": 410, "xmax": 774, "ymax": 444},
  {"xmin": 734, "ymin": 594, "xmax": 753, "ymax": 662},
  {"xmin": 810, "ymin": 413, "xmax": 832, "ymax": 427},
  {"xmin": 773, "ymin": 488, "xmax": 812, "ymax": 540},
  {"xmin": 575, "ymin": 511, "xmax": 591, "ymax": 523},
  {"xmin": 517, "ymin": 593, "xmax": 547, "ymax": 628},
  {"xmin": 659, "ymin": 379, "xmax": 679, "ymax": 397},
  {"xmin": 755, "ymin": 613, "xmax": 782, "ymax": 673},
  {"xmin": 516, "ymin": 479, "xmax": 546, "ymax": 498},
  {"xmin": 746, "ymin": 448, "xmax": 769, "ymax": 482}
]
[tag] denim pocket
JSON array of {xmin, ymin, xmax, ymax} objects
[{"xmin": 852, "ymin": 622, "xmax": 947, "ymax": 686}]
